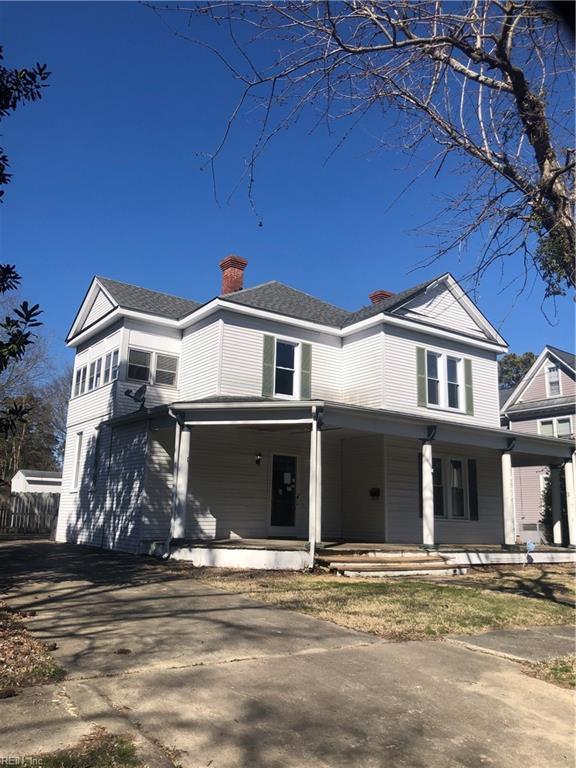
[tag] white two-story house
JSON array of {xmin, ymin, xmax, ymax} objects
[{"xmin": 56, "ymin": 256, "xmax": 575, "ymax": 569}]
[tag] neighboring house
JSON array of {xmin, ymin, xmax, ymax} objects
[
  {"xmin": 501, "ymin": 346, "xmax": 575, "ymax": 543},
  {"xmin": 11, "ymin": 470, "xmax": 62, "ymax": 494},
  {"xmin": 55, "ymin": 257, "xmax": 575, "ymax": 568}
]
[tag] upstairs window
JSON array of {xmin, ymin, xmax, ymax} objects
[
  {"xmin": 540, "ymin": 420, "xmax": 555, "ymax": 437},
  {"xmin": 540, "ymin": 417, "xmax": 572, "ymax": 438},
  {"xmin": 127, "ymin": 348, "xmax": 178, "ymax": 387},
  {"xmin": 546, "ymin": 365, "xmax": 561, "ymax": 397},
  {"xmin": 103, "ymin": 350, "xmax": 119, "ymax": 384},
  {"xmin": 155, "ymin": 354, "xmax": 178, "ymax": 386},
  {"xmin": 73, "ymin": 365, "xmax": 87, "ymax": 397},
  {"xmin": 447, "ymin": 357, "xmax": 461, "ymax": 409},
  {"xmin": 557, "ymin": 418, "xmax": 572, "ymax": 437},
  {"xmin": 128, "ymin": 349, "xmax": 151, "ymax": 382},
  {"xmin": 423, "ymin": 350, "xmax": 465, "ymax": 411},
  {"xmin": 275, "ymin": 341, "xmax": 297, "ymax": 397}
]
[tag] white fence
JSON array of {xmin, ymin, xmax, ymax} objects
[{"xmin": 0, "ymin": 493, "xmax": 60, "ymax": 535}]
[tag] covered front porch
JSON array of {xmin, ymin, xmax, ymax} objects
[{"xmin": 134, "ymin": 399, "xmax": 575, "ymax": 569}]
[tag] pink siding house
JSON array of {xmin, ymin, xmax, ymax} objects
[{"xmin": 501, "ymin": 346, "xmax": 575, "ymax": 543}]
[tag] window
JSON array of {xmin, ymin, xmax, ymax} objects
[
  {"xmin": 72, "ymin": 432, "xmax": 83, "ymax": 491},
  {"xmin": 88, "ymin": 361, "xmax": 96, "ymax": 391},
  {"xmin": 426, "ymin": 351, "xmax": 440, "ymax": 405},
  {"xmin": 103, "ymin": 349, "xmax": 119, "ymax": 384},
  {"xmin": 94, "ymin": 358, "xmax": 102, "ymax": 388},
  {"xmin": 155, "ymin": 354, "xmax": 178, "ymax": 386},
  {"xmin": 450, "ymin": 459, "xmax": 466, "ymax": 518},
  {"xmin": 540, "ymin": 417, "xmax": 572, "ymax": 438},
  {"xmin": 447, "ymin": 357, "xmax": 460, "ymax": 409},
  {"xmin": 128, "ymin": 349, "xmax": 151, "ymax": 382},
  {"xmin": 73, "ymin": 365, "xmax": 87, "ymax": 397},
  {"xmin": 546, "ymin": 365, "xmax": 561, "ymax": 397},
  {"xmin": 275, "ymin": 341, "xmax": 297, "ymax": 397},
  {"xmin": 557, "ymin": 418, "xmax": 572, "ymax": 438},
  {"xmin": 432, "ymin": 457, "xmax": 445, "ymax": 517}
]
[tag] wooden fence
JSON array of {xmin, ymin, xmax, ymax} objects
[{"xmin": 0, "ymin": 493, "xmax": 60, "ymax": 536}]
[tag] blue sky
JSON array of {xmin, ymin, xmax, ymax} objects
[{"xmin": 1, "ymin": 1, "xmax": 573, "ymax": 370}]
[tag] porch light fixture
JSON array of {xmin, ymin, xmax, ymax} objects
[{"xmin": 255, "ymin": 452, "xmax": 263, "ymax": 465}]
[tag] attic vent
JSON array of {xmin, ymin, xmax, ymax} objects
[{"xmin": 369, "ymin": 289, "xmax": 395, "ymax": 304}]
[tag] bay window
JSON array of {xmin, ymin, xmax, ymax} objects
[{"xmin": 128, "ymin": 349, "xmax": 151, "ymax": 382}]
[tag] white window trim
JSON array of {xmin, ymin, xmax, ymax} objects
[
  {"xmin": 538, "ymin": 416, "xmax": 573, "ymax": 438},
  {"xmin": 273, "ymin": 337, "xmax": 301, "ymax": 400},
  {"xmin": 72, "ymin": 348, "xmax": 120, "ymax": 399},
  {"xmin": 545, "ymin": 364, "xmax": 562, "ymax": 398},
  {"xmin": 425, "ymin": 349, "xmax": 465, "ymax": 413},
  {"xmin": 126, "ymin": 347, "xmax": 179, "ymax": 389}
]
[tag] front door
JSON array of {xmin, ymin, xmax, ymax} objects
[{"xmin": 270, "ymin": 454, "xmax": 297, "ymax": 531}]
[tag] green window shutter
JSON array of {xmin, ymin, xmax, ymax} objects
[
  {"xmin": 464, "ymin": 359, "xmax": 474, "ymax": 415},
  {"xmin": 262, "ymin": 335, "xmax": 275, "ymax": 397},
  {"xmin": 300, "ymin": 343, "xmax": 312, "ymax": 400},
  {"xmin": 468, "ymin": 459, "xmax": 479, "ymax": 520},
  {"xmin": 416, "ymin": 347, "xmax": 427, "ymax": 407}
]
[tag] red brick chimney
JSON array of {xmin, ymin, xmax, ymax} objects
[
  {"xmin": 220, "ymin": 254, "xmax": 248, "ymax": 295},
  {"xmin": 369, "ymin": 289, "xmax": 395, "ymax": 304}
]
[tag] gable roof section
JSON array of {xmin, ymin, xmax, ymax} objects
[
  {"xmin": 97, "ymin": 277, "xmax": 200, "ymax": 320},
  {"xmin": 500, "ymin": 344, "xmax": 576, "ymax": 412},
  {"xmin": 68, "ymin": 271, "xmax": 507, "ymax": 349}
]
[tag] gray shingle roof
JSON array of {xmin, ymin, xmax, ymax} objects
[
  {"xmin": 97, "ymin": 277, "xmax": 200, "ymax": 320},
  {"xmin": 499, "ymin": 387, "xmax": 516, "ymax": 408},
  {"xmin": 220, "ymin": 281, "xmax": 352, "ymax": 328},
  {"xmin": 343, "ymin": 276, "xmax": 439, "ymax": 326},
  {"xmin": 547, "ymin": 345, "xmax": 575, "ymax": 371},
  {"xmin": 506, "ymin": 394, "xmax": 575, "ymax": 414},
  {"xmin": 93, "ymin": 272, "xmax": 445, "ymax": 329}
]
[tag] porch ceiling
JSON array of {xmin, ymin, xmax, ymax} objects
[{"xmin": 117, "ymin": 398, "xmax": 573, "ymax": 465}]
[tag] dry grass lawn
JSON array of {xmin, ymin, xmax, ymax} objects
[
  {"xmin": 192, "ymin": 565, "xmax": 575, "ymax": 641},
  {"xmin": 34, "ymin": 727, "xmax": 142, "ymax": 768},
  {"xmin": 522, "ymin": 654, "xmax": 576, "ymax": 689}
]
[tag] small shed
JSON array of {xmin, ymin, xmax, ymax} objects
[{"xmin": 11, "ymin": 470, "xmax": 62, "ymax": 494}]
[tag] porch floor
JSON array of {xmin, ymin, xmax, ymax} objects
[{"xmin": 169, "ymin": 538, "xmax": 573, "ymax": 553}]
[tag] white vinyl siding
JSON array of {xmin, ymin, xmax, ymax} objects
[
  {"xmin": 341, "ymin": 328, "xmax": 383, "ymax": 407},
  {"xmin": 218, "ymin": 314, "xmax": 342, "ymax": 401},
  {"xmin": 384, "ymin": 326, "xmax": 500, "ymax": 427},
  {"xmin": 83, "ymin": 289, "xmax": 114, "ymax": 328},
  {"xmin": 396, "ymin": 281, "xmax": 486, "ymax": 339},
  {"xmin": 179, "ymin": 319, "xmax": 221, "ymax": 401}
]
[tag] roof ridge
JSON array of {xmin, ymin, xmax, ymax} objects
[
  {"xmin": 223, "ymin": 280, "xmax": 351, "ymax": 315},
  {"xmin": 96, "ymin": 276, "xmax": 199, "ymax": 306},
  {"xmin": 218, "ymin": 280, "xmax": 279, "ymax": 298}
]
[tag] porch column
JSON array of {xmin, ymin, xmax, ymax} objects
[
  {"xmin": 171, "ymin": 424, "xmax": 191, "ymax": 540},
  {"xmin": 550, "ymin": 466, "xmax": 563, "ymax": 545},
  {"xmin": 314, "ymin": 425, "xmax": 322, "ymax": 545},
  {"xmin": 501, "ymin": 451, "xmax": 515, "ymax": 546},
  {"xmin": 421, "ymin": 441, "xmax": 434, "ymax": 547},
  {"xmin": 308, "ymin": 414, "xmax": 319, "ymax": 564},
  {"xmin": 564, "ymin": 457, "xmax": 576, "ymax": 547}
]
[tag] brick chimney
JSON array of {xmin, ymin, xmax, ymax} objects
[
  {"xmin": 220, "ymin": 254, "xmax": 248, "ymax": 295},
  {"xmin": 369, "ymin": 289, "xmax": 395, "ymax": 304}
]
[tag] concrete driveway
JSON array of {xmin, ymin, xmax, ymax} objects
[{"xmin": 0, "ymin": 541, "xmax": 573, "ymax": 768}]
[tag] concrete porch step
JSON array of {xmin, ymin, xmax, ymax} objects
[
  {"xmin": 316, "ymin": 553, "xmax": 444, "ymax": 565},
  {"xmin": 327, "ymin": 560, "xmax": 455, "ymax": 572},
  {"xmin": 342, "ymin": 566, "xmax": 467, "ymax": 578}
]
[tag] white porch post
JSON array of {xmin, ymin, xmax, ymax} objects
[
  {"xmin": 308, "ymin": 413, "xmax": 319, "ymax": 565},
  {"xmin": 171, "ymin": 424, "xmax": 191, "ymax": 540},
  {"xmin": 421, "ymin": 441, "xmax": 434, "ymax": 547},
  {"xmin": 501, "ymin": 451, "xmax": 516, "ymax": 546},
  {"xmin": 564, "ymin": 457, "xmax": 576, "ymax": 547},
  {"xmin": 314, "ymin": 425, "xmax": 322, "ymax": 545},
  {"xmin": 550, "ymin": 466, "xmax": 563, "ymax": 545}
]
